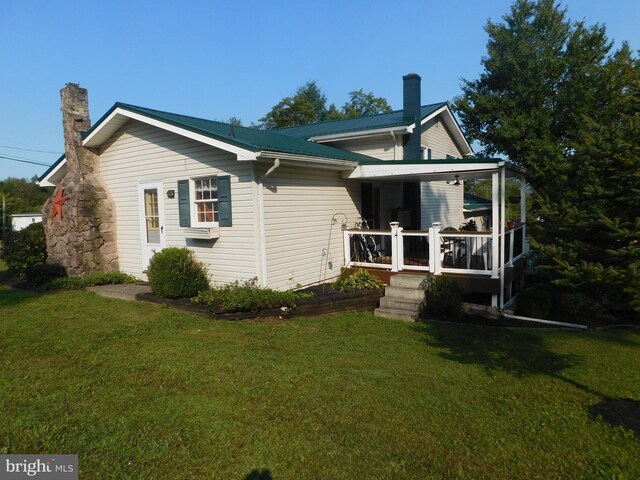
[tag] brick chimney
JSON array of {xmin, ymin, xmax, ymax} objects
[
  {"xmin": 403, "ymin": 73, "xmax": 422, "ymax": 160},
  {"xmin": 42, "ymin": 84, "xmax": 119, "ymax": 275}
]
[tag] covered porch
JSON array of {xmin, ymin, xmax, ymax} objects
[{"xmin": 343, "ymin": 158, "xmax": 528, "ymax": 309}]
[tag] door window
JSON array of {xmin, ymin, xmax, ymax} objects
[{"xmin": 144, "ymin": 189, "xmax": 160, "ymax": 244}]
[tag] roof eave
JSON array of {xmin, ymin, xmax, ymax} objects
[
  {"xmin": 38, "ymin": 154, "xmax": 66, "ymax": 187},
  {"xmin": 346, "ymin": 159, "xmax": 506, "ymax": 181},
  {"xmin": 258, "ymin": 151, "xmax": 362, "ymax": 170},
  {"xmin": 309, "ymin": 125, "xmax": 409, "ymax": 143},
  {"xmin": 83, "ymin": 106, "xmax": 259, "ymax": 161},
  {"xmin": 407, "ymin": 104, "xmax": 473, "ymax": 157}
]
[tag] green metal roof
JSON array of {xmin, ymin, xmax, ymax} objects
[
  {"xmin": 274, "ymin": 102, "xmax": 448, "ymax": 139},
  {"xmin": 464, "ymin": 192, "xmax": 492, "ymax": 211},
  {"xmin": 85, "ymin": 102, "xmax": 383, "ymax": 164}
]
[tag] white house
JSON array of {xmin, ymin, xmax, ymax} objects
[
  {"xmin": 11, "ymin": 212, "xmax": 43, "ymax": 231},
  {"xmin": 40, "ymin": 74, "xmax": 527, "ymax": 308}
]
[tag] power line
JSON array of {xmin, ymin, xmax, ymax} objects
[
  {"xmin": 0, "ymin": 155, "xmax": 52, "ymax": 167},
  {"xmin": 0, "ymin": 144, "xmax": 63, "ymax": 155}
]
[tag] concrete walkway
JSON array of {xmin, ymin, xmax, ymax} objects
[{"xmin": 87, "ymin": 283, "xmax": 151, "ymax": 301}]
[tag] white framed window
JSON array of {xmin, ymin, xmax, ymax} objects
[{"xmin": 192, "ymin": 176, "xmax": 219, "ymax": 226}]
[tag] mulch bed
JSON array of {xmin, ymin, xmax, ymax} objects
[{"xmin": 136, "ymin": 286, "xmax": 384, "ymax": 321}]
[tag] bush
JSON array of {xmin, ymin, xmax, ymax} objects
[
  {"xmin": 424, "ymin": 276, "xmax": 466, "ymax": 319},
  {"xmin": 192, "ymin": 279, "xmax": 304, "ymax": 313},
  {"xmin": 0, "ymin": 223, "xmax": 47, "ymax": 274},
  {"xmin": 333, "ymin": 269, "xmax": 384, "ymax": 292},
  {"xmin": 515, "ymin": 286, "xmax": 552, "ymax": 319},
  {"xmin": 25, "ymin": 263, "xmax": 66, "ymax": 286},
  {"xmin": 48, "ymin": 271, "xmax": 138, "ymax": 290},
  {"xmin": 147, "ymin": 247, "xmax": 209, "ymax": 299}
]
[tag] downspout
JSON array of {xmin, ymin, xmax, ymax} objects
[
  {"xmin": 258, "ymin": 158, "xmax": 280, "ymax": 287},
  {"xmin": 502, "ymin": 312, "xmax": 587, "ymax": 330},
  {"xmin": 390, "ymin": 130, "xmax": 398, "ymax": 160}
]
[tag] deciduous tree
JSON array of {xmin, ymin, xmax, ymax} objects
[{"xmin": 259, "ymin": 82, "xmax": 391, "ymax": 128}]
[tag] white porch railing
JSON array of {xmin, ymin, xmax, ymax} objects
[{"xmin": 343, "ymin": 222, "xmax": 527, "ymax": 278}]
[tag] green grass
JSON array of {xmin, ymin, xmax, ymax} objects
[{"xmin": 1, "ymin": 286, "xmax": 639, "ymax": 479}]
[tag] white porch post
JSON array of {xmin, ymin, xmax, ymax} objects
[
  {"xmin": 491, "ymin": 171, "xmax": 499, "ymax": 307},
  {"xmin": 520, "ymin": 175, "xmax": 528, "ymax": 254},
  {"xmin": 397, "ymin": 226, "xmax": 405, "ymax": 271},
  {"xmin": 390, "ymin": 222, "xmax": 400, "ymax": 272},
  {"xmin": 499, "ymin": 166, "xmax": 506, "ymax": 309},
  {"xmin": 343, "ymin": 229, "xmax": 351, "ymax": 268},
  {"xmin": 431, "ymin": 222, "xmax": 442, "ymax": 275}
]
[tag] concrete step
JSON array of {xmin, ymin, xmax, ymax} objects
[
  {"xmin": 379, "ymin": 296, "xmax": 424, "ymax": 313},
  {"xmin": 88, "ymin": 284, "xmax": 151, "ymax": 301},
  {"xmin": 374, "ymin": 307, "xmax": 420, "ymax": 322},
  {"xmin": 384, "ymin": 285, "xmax": 427, "ymax": 301},
  {"xmin": 390, "ymin": 274, "xmax": 429, "ymax": 289}
]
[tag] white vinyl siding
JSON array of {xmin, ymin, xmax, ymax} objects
[
  {"xmin": 324, "ymin": 136, "xmax": 398, "ymax": 160},
  {"xmin": 420, "ymin": 182, "xmax": 466, "ymax": 229},
  {"xmin": 260, "ymin": 165, "xmax": 360, "ymax": 290},
  {"xmin": 420, "ymin": 117, "xmax": 464, "ymax": 159},
  {"xmin": 419, "ymin": 116, "xmax": 465, "ymax": 229},
  {"xmin": 97, "ymin": 120, "xmax": 258, "ymax": 284}
]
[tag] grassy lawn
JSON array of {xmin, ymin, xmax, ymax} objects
[{"xmin": 1, "ymin": 284, "xmax": 639, "ymax": 479}]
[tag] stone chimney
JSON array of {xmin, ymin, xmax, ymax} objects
[
  {"xmin": 403, "ymin": 73, "xmax": 422, "ymax": 160},
  {"xmin": 42, "ymin": 84, "xmax": 119, "ymax": 275}
]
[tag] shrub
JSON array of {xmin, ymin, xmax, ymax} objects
[
  {"xmin": 25, "ymin": 263, "xmax": 66, "ymax": 286},
  {"xmin": 333, "ymin": 269, "xmax": 384, "ymax": 292},
  {"xmin": 48, "ymin": 271, "xmax": 138, "ymax": 290},
  {"xmin": 424, "ymin": 276, "xmax": 466, "ymax": 319},
  {"xmin": 0, "ymin": 223, "xmax": 47, "ymax": 274},
  {"xmin": 147, "ymin": 247, "xmax": 209, "ymax": 298},
  {"xmin": 192, "ymin": 279, "xmax": 302, "ymax": 312},
  {"xmin": 515, "ymin": 286, "xmax": 552, "ymax": 319}
]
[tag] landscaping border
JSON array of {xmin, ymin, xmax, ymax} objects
[{"xmin": 135, "ymin": 287, "xmax": 384, "ymax": 321}]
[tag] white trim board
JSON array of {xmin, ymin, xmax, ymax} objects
[{"xmin": 83, "ymin": 107, "xmax": 259, "ymax": 161}]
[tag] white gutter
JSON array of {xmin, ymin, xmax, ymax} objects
[
  {"xmin": 309, "ymin": 126, "xmax": 408, "ymax": 143},
  {"xmin": 258, "ymin": 151, "xmax": 359, "ymax": 169},
  {"xmin": 257, "ymin": 158, "xmax": 280, "ymax": 287}
]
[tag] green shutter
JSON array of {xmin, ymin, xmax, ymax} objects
[
  {"xmin": 218, "ymin": 175, "xmax": 232, "ymax": 227},
  {"xmin": 177, "ymin": 180, "xmax": 190, "ymax": 227}
]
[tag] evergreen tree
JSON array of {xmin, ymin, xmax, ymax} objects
[
  {"xmin": 532, "ymin": 67, "xmax": 640, "ymax": 316},
  {"xmin": 455, "ymin": 0, "xmax": 640, "ymax": 318},
  {"xmin": 453, "ymin": 0, "xmax": 634, "ymax": 203}
]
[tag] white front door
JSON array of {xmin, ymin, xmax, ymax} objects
[{"xmin": 138, "ymin": 182, "xmax": 166, "ymax": 271}]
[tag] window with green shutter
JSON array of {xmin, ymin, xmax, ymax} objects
[
  {"xmin": 178, "ymin": 175, "xmax": 232, "ymax": 228},
  {"xmin": 177, "ymin": 179, "xmax": 190, "ymax": 227}
]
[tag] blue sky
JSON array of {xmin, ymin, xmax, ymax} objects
[{"xmin": 1, "ymin": 0, "xmax": 638, "ymax": 180}]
